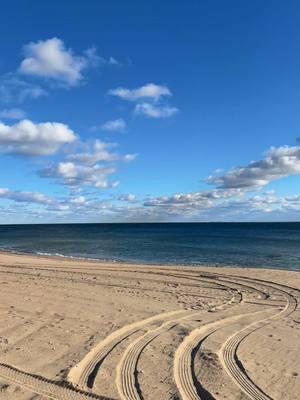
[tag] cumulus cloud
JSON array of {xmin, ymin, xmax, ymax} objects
[
  {"xmin": 67, "ymin": 140, "xmax": 137, "ymax": 165},
  {"xmin": 206, "ymin": 145, "xmax": 300, "ymax": 189},
  {"xmin": 108, "ymin": 83, "xmax": 178, "ymax": 119},
  {"xmin": 0, "ymin": 108, "xmax": 26, "ymax": 120},
  {"xmin": 0, "ymin": 188, "xmax": 52, "ymax": 204},
  {"xmin": 118, "ymin": 194, "xmax": 136, "ymax": 202},
  {"xmin": 2, "ymin": 137, "xmax": 299, "ymax": 222},
  {"xmin": 144, "ymin": 189, "xmax": 242, "ymax": 209},
  {"xmin": 39, "ymin": 139, "xmax": 136, "ymax": 189},
  {"xmin": 134, "ymin": 103, "xmax": 178, "ymax": 118},
  {"xmin": 40, "ymin": 162, "xmax": 118, "ymax": 188},
  {"xmin": 136, "ymin": 144, "xmax": 300, "ymax": 220},
  {"xmin": 139, "ymin": 189, "xmax": 300, "ymax": 221},
  {"xmin": 209, "ymin": 193, "xmax": 300, "ymax": 219},
  {"xmin": 19, "ymin": 38, "xmax": 102, "ymax": 86},
  {"xmin": 0, "ymin": 74, "xmax": 47, "ymax": 103},
  {"xmin": 1, "ymin": 186, "xmax": 299, "ymax": 223},
  {"xmin": 108, "ymin": 83, "xmax": 172, "ymax": 101},
  {"xmin": 101, "ymin": 118, "xmax": 126, "ymax": 132},
  {"xmin": 0, "ymin": 119, "xmax": 76, "ymax": 156}
]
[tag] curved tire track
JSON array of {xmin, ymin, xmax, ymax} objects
[
  {"xmin": 173, "ymin": 308, "xmax": 275, "ymax": 400},
  {"xmin": 0, "ymin": 362, "xmax": 111, "ymax": 400},
  {"xmin": 219, "ymin": 289, "xmax": 297, "ymax": 400},
  {"xmin": 69, "ymin": 274, "xmax": 239, "ymax": 393},
  {"xmin": 115, "ymin": 310, "xmax": 209, "ymax": 400},
  {"xmin": 68, "ymin": 309, "xmax": 188, "ymax": 390},
  {"xmin": 115, "ymin": 290, "xmax": 244, "ymax": 400}
]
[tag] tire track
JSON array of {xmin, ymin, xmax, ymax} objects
[
  {"xmin": 173, "ymin": 308, "xmax": 275, "ymax": 400},
  {"xmin": 115, "ymin": 310, "xmax": 209, "ymax": 400},
  {"xmin": 171, "ymin": 269, "xmax": 296, "ymax": 400},
  {"xmin": 115, "ymin": 288, "xmax": 243, "ymax": 400},
  {"xmin": 2, "ymin": 258, "xmax": 297, "ymax": 399},
  {"xmin": 116, "ymin": 319, "xmax": 178, "ymax": 400},
  {"xmin": 67, "ymin": 309, "xmax": 189, "ymax": 390},
  {"xmin": 219, "ymin": 288, "xmax": 297, "ymax": 400},
  {"xmin": 0, "ymin": 362, "xmax": 111, "ymax": 400},
  {"xmin": 68, "ymin": 277, "xmax": 238, "ymax": 393}
]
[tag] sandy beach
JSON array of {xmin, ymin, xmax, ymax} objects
[{"xmin": 0, "ymin": 251, "xmax": 298, "ymax": 400}]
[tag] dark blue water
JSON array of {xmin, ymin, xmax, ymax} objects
[{"xmin": 0, "ymin": 223, "xmax": 299, "ymax": 270}]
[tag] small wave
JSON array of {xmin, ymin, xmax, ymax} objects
[
  {"xmin": 0, "ymin": 247, "xmax": 116, "ymax": 263},
  {"xmin": 35, "ymin": 251, "xmax": 117, "ymax": 262}
]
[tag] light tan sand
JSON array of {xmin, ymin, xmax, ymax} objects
[{"xmin": 0, "ymin": 251, "xmax": 299, "ymax": 400}]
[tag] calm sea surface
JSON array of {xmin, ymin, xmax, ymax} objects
[{"xmin": 0, "ymin": 223, "xmax": 299, "ymax": 270}]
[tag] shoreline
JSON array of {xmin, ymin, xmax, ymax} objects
[{"xmin": 0, "ymin": 247, "xmax": 299, "ymax": 274}]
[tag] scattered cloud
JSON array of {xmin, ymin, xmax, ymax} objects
[
  {"xmin": 0, "ymin": 187, "xmax": 299, "ymax": 223},
  {"xmin": 134, "ymin": 103, "xmax": 178, "ymax": 118},
  {"xmin": 0, "ymin": 74, "xmax": 47, "ymax": 103},
  {"xmin": 67, "ymin": 140, "xmax": 137, "ymax": 165},
  {"xmin": 0, "ymin": 188, "xmax": 52, "ymax": 205},
  {"xmin": 143, "ymin": 189, "xmax": 242, "ymax": 210},
  {"xmin": 108, "ymin": 83, "xmax": 172, "ymax": 101},
  {"xmin": 0, "ymin": 38, "xmax": 119, "ymax": 106},
  {"xmin": 108, "ymin": 57, "xmax": 120, "ymax": 65},
  {"xmin": 109, "ymin": 83, "xmax": 178, "ymax": 119},
  {"xmin": 82, "ymin": 47, "xmax": 104, "ymax": 67},
  {"xmin": 101, "ymin": 118, "xmax": 126, "ymax": 132},
  {"xmin": 137, "ymin": 190, "xmax": 300, "ymax": 221},
  {"xmin": 134, "ymin": 144, "xmax": 300, "ymax": 220},
  {"xmin": 206, "ymin": 145, "xmax": 300, "ymax": 189},
  {"xmin": 0, "ymin": 108, "xmax": 26, "ymax": 120},
  {"xmin": 0, "ymin": 119, "xmax": 76, "ymax": 156},
  {"xmin": 39, "ymin": 139, "xmax": 136, "ymax": 189},
  {"xmin": 118, "ymin": 194, "xmax": 136, "ymax": 202},
  {"xmin": 19, "ymin": 38, "xmax": 103, "ymax": 86},
  {"xmin": 40, "ymin": 161, "xmax": 118, "ymax": 189}
]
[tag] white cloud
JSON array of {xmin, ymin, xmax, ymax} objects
[
  {"xmin": 206, "ymin": 145, "xmax": 300, "ymax": 189},
  {"xmin": 19, "ymin": 38, "xmax": 100, "ymax": 86},
  {"xmin": 67, "ymin": 140, "xmax": 137, "ymax": 165},
  {"xmin": 108, "ymin": 83, "xmax": 172, "ymax": 101},
  {"xmin": 118, "ymin": 194, "xmax": 136, "ymax": 202},
  {"xmin": 39, "ymin": 138, "xmax": 136, "ymax": 189},
  {"xmin": 0, "ymin": 188, "xmax": 52, "ymax": 204},
  {"xmin": 82, "ymin": 47, "xmax": 104, "ymax": 67},
  {"xmin": 134, "ymin": 103, "xmax": 178, "ymax": 118},
  {"xmin": 108, "ymin": 57, "xmax": 120, "ymax": 65},
  {"xmin": 0, "ymin": 74, "xmax": 47, "ymax": 103},
  {"xmin": 108, "ymin": 83, "xmax": 178, "ymax": 118},
  {"xmin": 139, "ymin": 189, "xmax": 300, "ymax": 221},
  {"xmin": 69, "ymin": 195, "xmax": 87, "ymax": 205},
  {"xmin": 101, "ymin": 118, "xmax": 126, "ymax": 132},
  {"xmin": 2, "ymin": 137, "xmax": 299, "ymax": 222},
  {"xmin": 144, "ymin": 189, "xmax": 242, "ymax": 209},
  {"xmin": 0, "ymin": 186, "xmax": 299, "ymax": 223},
  {"xmin": 0, "ymin": 119, "xmax": 76, "ymax": 156},
  {"xmin": 0, "ymin": 108, "xmax": 26, "ymax": 120},
  {"xmin": 40, "ymin": 161, "xmax": 118, "ymax": 188},
  {"xmin": 135, "ymin": 143, "xmax": 300, "ymax": 220}
]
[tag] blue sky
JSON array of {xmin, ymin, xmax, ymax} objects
[{"xmin": 0, "ymin": 0, "xmax": 299, "ymax": 223}]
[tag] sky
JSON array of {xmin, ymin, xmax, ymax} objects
[{"xmin": 0, "ymin": 0, "xmax": 300, "ymax": 223}]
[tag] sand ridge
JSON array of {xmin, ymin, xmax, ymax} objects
[{"xmin": 0, "ymin": 251, "xmax": 299, "ymax": 400}]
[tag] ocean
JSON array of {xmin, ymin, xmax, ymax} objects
[{"xmin": 0, "ymin": 222, "xmax": 299, "ymax": 270}]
